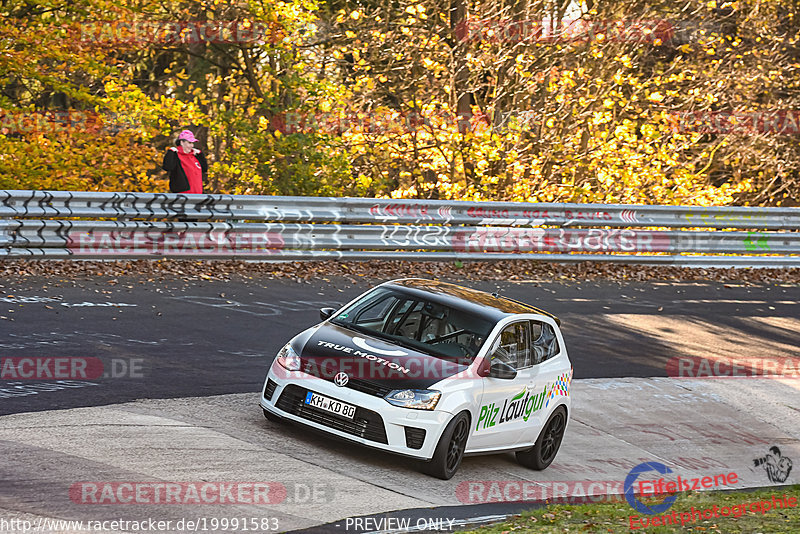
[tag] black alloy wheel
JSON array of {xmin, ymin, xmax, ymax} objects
[
  {"xmin": 516, "ymin": 406, "xmax": 567, "ymax": 470},
  {"xmin": 421, "ymin": 412, "xmax": 470, "ymax": 480}
]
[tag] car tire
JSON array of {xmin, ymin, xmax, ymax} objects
[
  {"xmin": 420, "ymin": 412, "xmax": 470, "ymax": 480},
  {"xmin": 516, "ymin": 406, "xmax": 567, "ymax": 470},
  {"xmin": 262, "ymin": 408, "xmax": 285, "ymax": 424}
]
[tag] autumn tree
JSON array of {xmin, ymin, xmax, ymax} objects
[
  {"xmin": 320, "ymin": 0, "xmax": 800, "ymax": 205},
  {"xmin": 2, "ymin": 0, "xmax": 799, "ymax": 206}
]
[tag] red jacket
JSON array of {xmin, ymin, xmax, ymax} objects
[{"xmin": 162, "ymin": 148, "xmax": 208, "ymax": 193}]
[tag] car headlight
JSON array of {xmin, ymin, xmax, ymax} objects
[
  {"xmin": 385, "ymin": 389, "xmax": 441, "ymax": 410},
  {"xmin": 276, "ymin": 344, "xmax": 301, "ymax": 371}
]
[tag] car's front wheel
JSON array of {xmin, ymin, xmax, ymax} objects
[
  {"xmin": 516, "ymin": 406, "xmax": 567, "ymax": 470},
  {"xmin": 420, "ymin": 412, "xmax": 470, "ymax": 480}
]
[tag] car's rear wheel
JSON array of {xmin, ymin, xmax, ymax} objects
[
  {"xmin": 516, "ymin": 406, "xmax": 567, "ymax": 470},
  {"xmin": 420, "ymin": 412, "xmax": 470, "ymax": 480}
]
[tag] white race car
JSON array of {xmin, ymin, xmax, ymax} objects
[{"xmin": 260, "ymin": 278, "xmax": 572, "ymax": 479}]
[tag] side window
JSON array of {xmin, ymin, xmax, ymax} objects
[
  {"xmin": 530, "ymin": 321, "xmax": 542, "ymax": 343},
  {"xmin": 354, "ymin": 295, "xmax": 398, "ymax": 325},
  {"xmin": 531, "ymin": 321, "xmax": 560, "ymax": 364},
  {"xmin": 493, "ymin": 322, "xmax": 530, "ymax": 369}
]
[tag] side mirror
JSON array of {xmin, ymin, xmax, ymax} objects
[
  {"xmin": 319, "ymin": 307, "xmax": 336, "ymax": 320},
  {"xmin": 490, "ymin": 360, "xmax": 517, "ymax": 379},
  {"xmin": 476, "ymin": 357, "xmax": 491, "ymax": 377}
]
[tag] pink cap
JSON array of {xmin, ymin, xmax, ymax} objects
[{"xmin": 177, "ymin": 130, "xmax": 198, "ymax": 143}]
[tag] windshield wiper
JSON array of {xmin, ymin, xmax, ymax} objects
[
  {"xmin": 331, "ymin": 320, "xmax": 371, "ymax": 336},
  {"xmin": 332, "ymin": 321, "xmax": 403, "ymax": 345},
  {"xmin": 381, "ymin": 333, "xmax": 429, "ymax": 353}
]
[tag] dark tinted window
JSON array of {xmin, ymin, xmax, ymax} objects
[
  {"xmin": 332, "ymin": 287, "xmax": 494, "ymax": 361},
  {"xmin": 354, "ymin": 294, "xmax": 399, "ymax": 325},
  {"xmin": 494, "ymin": 322, "xmax": 530, "ymax": 369},
  {"xmin": 531, "ymin": 321, "xmax": 560, "ymax": 364}
]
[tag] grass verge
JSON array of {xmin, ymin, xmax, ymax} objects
[{"xmin": 456, "ymin": 485, "xmax": 800, "ymax": 533}]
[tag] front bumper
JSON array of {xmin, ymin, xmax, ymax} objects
[{"xmin": 259, "ymin": 362, "xmax": 452, "ymax": 460}]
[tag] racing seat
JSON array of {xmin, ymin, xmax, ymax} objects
[
  {"xmin": 420, "ymin": 316, "xmax": 451, "ymax": 342},
  {"xmin": 395, "ymin": 314, "xmax": 422, "ymax": 339},
  {"xmin": 397, "ymin": 303, "xmax": 452, "ymax": 342}
]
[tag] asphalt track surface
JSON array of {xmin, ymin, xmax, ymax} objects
[
  {"xmin": 1, "ymin": 275, "xmax": 799, "ymax": 533},
  {"xmin": 1, "ymin": 275, "xmax": 798, "ymax": 415}
]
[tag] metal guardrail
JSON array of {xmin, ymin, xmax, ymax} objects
[
  {"xmin": 3, "ymin": 190, "xmax": 800, "ymax": 228},
  {"xmin": 1, "ymin": 190, "xmax": 799, "ymax": 266}
]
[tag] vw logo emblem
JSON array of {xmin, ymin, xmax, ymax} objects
[{"xmin": 333, "ymin": 372, "xmax": 349, "ymax": 387}]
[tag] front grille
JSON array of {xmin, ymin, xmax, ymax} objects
[
  {"xmin": 276, "ymin": 384, "xmax": 388, "ymax": 444},
  {"xmin": 264, "ymin": 379, "xmax": 277, "ymax": 401},
  {"xmin": 345, "ymin": 377, "xmax": 394, "ymax": 397},
  {"xmin": 301, "ymin": 361, "xmax": 394, "ymax": 397},
  {"xmin": 404, "ymin": 427, "xmax": 426, "ymax": 449}
]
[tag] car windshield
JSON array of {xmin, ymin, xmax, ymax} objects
[{"xmin": 330, "ymin": 287, "xmax": 494, "ymax": 362}]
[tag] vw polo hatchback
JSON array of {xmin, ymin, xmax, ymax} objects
[{"xmin": 260, "ymin": 279, "xmax": 572, "ymax": 479}]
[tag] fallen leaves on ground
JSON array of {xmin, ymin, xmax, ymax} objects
[{"xmin": 0, "ymin": 259, "xmax": 798, "ymax": 285}]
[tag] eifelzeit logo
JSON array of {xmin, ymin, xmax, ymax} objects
[{"xmin": 476, "ymin": 385, "xmax": 548, "ymax": 430}]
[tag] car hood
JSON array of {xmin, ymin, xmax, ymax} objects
[{"xmin": 296, "ymin": 322, "xmax": 470, "ymax": 389}]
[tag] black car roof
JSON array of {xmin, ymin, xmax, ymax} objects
[{"xmin": 382, "ymin": 278, "xmax": 560, "ymax": 325}]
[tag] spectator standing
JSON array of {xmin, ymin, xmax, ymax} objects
[{"xmin": 162, "ymin": 129, "xmax": 207, "ymax": 193}]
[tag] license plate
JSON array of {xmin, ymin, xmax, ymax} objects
[{"xmin": 304, "ymin": 392, "xmax": 357, "ymax": 419}]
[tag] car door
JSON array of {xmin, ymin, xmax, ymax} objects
[
  {"xmin": 515, "ymin": 318, "xmax": 569, "ymax": 445},
  {"xmin": 470, "ymin": 320, "xmax": 537, "ymax": 451}
]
